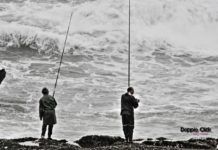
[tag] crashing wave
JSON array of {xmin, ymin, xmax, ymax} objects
[
  {"xmin": 1, "ymin": 0, "xmax": 218, "ymax": 56},
  {"xmin": 0, "ymin": 32, "xmax": 60, "ymax": 55}
]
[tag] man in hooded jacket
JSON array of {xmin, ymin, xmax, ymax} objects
[
  {"xmin": 39, "ymin": 88, "xmax": 57, "ymax": 140},
  {"xmin": 121, "ymin": 87, "xmax": 139, "ymax": 143}
]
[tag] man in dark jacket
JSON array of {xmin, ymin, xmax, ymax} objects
[
  {"xmin": 0, "ymin": 69, "xmax": 6, "ymax": 84},
  {"xmin": 121, "ymin": 87, "xmax": 139, "ymax": 143},
  {"xmin": 39, "ymin": 88, "xmax": 57, "ymax": 140}
]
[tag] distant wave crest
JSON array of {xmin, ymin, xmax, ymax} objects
[{"xmin": 0, "ymin": 32, "xmax": 60, "ymax": 55}]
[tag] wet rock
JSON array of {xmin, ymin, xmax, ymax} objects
[
  {"xmin": 176, "ymin": 140, "xmax": 212, "ymax": 149},
  {"xmin": 83, "ymin": 143, "xmax": 174, "ymax": 150},
  {"xmin": 12, "ymin": 137, "xmax": 37, "ymax": 142},
  {"xmin": 75, "ymin": 135, "xmax": 124, "ymax": 148},
  {"xmin": 143, "ymin": 140, "xmax": 155, "ymax": 146},
  {"xmin": 156, "ymin": 137, "xmax": 168, "ymax": 141},
  {"xmin": 142, "ymin": 138, "xmax": 217, "ymax": 149},
  {"xmin": 0, "ymin": 136, "xmax": 217, "ymax": 150},
  {"xmin": 0, "ymin": 137, "xmax": 79, "ymax": 150},
  {"xmin": 188, "ymin": 138, "xmax": 217, "ymax": 148},
  {"xmin": 133, "ymin": 138, "xmax": 144, "ymax": 142},
  {"xmin": 0, "ymin": 139, "xmax": 26, "ymax": 150}
]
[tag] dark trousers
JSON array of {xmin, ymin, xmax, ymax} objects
[
  {"xmin": 122, "ymin": 114, "xmax": 134, "ymax": 142},
  {"xmin": 41, "ymin": 124, "xmax": 53, "ymax": 138}
]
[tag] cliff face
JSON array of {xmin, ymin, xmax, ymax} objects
[{"xmin": 0, "ymin": 135, "xmax": 217, "ymax": 150}]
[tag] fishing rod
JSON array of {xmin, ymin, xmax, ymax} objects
[
  {"xmin": 128, "ymin": 0, "xmax": 131, "ymax": 87},
  {"xmin": 53, "ymin": 11, "xmax": 74, "ymax": 97}
]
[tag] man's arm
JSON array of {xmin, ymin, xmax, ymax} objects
[
  {"xmin": 120, "ymin": 95, "xmax": 124, "ymax": 115},
  {"xmin": 53, "ymin": 97, "xmax": 57, "ymax": 108},
  {"xmin": 131, "ymin": 96, "xmax": 139, "ymax": 108},
  {"xmin": 39, "ymin": 99, "xmax": 44, "ymax": 120}
]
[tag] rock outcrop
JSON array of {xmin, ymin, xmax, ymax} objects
[
  {"xmin": 0, "ymin": 137, "xmax": 79, "ymax": 150},
  {"xmin": 75, "ymin": 135, "xmax": 124, "ymax": 148},
  {"xmin": 142, "ymin": 137, "xmax": 217, "ymax": 149},
  {"xmin": 0, "ymin": 136, "xmax": 217, "ymax": 150}
]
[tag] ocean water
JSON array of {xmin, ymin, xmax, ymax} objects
[{"xmin": 0, "ymin": 0, "xmax": 218, "ymax": 142}]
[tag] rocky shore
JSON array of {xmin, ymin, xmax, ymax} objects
[{"xmin": 0, "ymin": 135, "xmax": 217, "ymax": 150}]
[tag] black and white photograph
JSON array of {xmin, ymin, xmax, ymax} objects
[{"xmin": 0, "ymin": 0, "xmax": 218, "ymax": 149}]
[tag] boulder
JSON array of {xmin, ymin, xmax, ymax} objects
[{"xmin": 75, "ymin": 135, "xmax": 124, "ymax": 148}]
